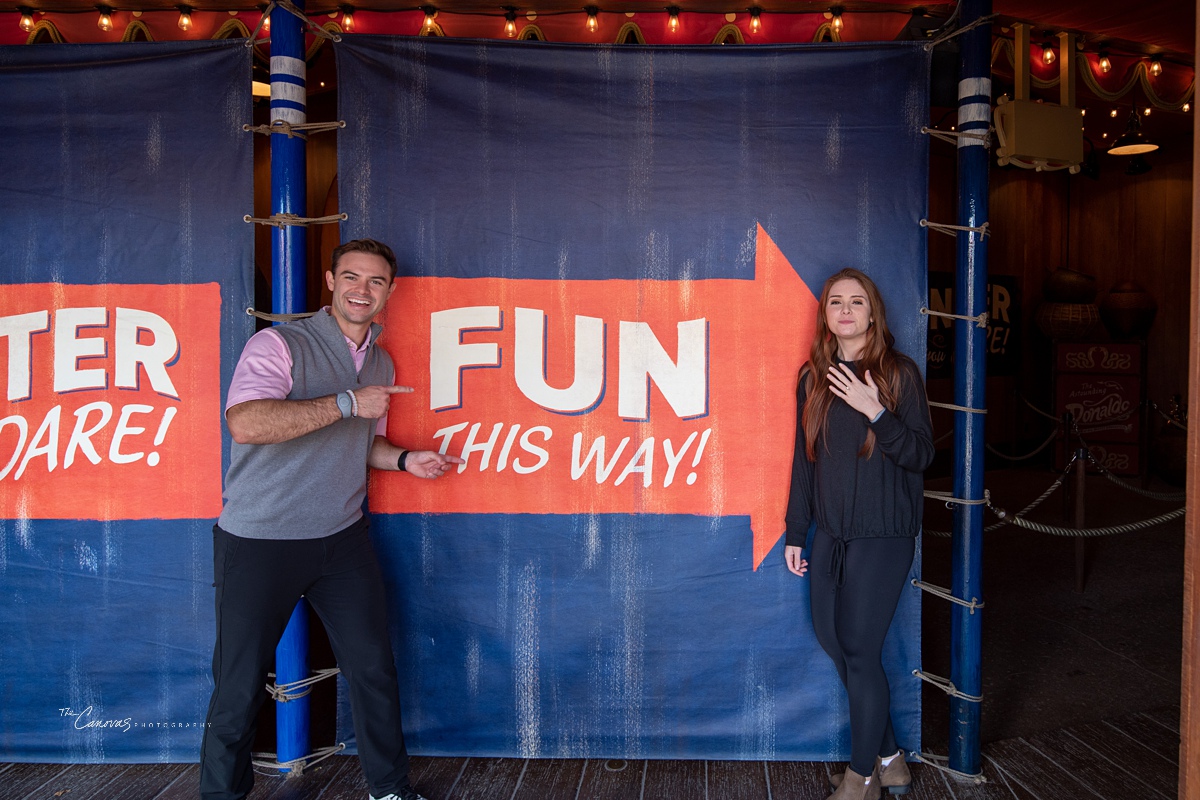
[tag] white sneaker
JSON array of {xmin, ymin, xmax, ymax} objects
[{"xmin": 370, "ymin": 786, "xmax": 428, "ymax": 800}]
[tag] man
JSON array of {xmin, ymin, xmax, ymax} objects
[{"xmin": 200, "ymin": 238, "xmax": 462, "ymax": 800}]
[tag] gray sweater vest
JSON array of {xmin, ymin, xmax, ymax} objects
[{"xmin": 218, "ymin": 311, "xmax": 394, "ymax": 539}]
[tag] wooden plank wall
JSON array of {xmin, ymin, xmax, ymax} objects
[{"xmin": 1181, "ymin": 12, "xmax": 1199, "ymax": 794}]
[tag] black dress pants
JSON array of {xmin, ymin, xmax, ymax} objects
[
  {"xmin": 199, "ymin": 517, "xmax": 410, "ymax": 800},
  {"xmin": 808, "ymin": 529, "xmax": 914, "ymax": 777}
]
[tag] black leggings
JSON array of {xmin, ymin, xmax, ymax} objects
[{"xmin": 808, "ymin": 529, "xmax": 914, "ymax": 776}]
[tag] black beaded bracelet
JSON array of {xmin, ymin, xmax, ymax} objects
[{"xmin": 398, "ymin": 450, "xmax": 409, "ymax": 472}]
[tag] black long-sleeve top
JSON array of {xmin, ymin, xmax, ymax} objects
[{"xmin": 784, "ymin": 355, "xmax": 934, "ymax": 548}]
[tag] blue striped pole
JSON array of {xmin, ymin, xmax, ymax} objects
[
  {"xmin": 268, "ymin": 0, "xmax": 311, "ymax": 773},
  {"xmin": 949, "ymin": 0, "xmax": 991, "ymax": 776}
]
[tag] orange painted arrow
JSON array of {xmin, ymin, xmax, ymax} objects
[{"xmin": 371, "ymin": 223, "xmax": 817, "ymax": 569}]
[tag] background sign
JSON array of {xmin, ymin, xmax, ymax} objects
[
  {"xmin": 926, "ymin": 272, "xmax": 1021, "ymax": 378},
  {"xmin": 338, "ymin": 36, "xmax": 930, "ymax": 759},
  {"xmin": 0, "ymin": 40, "xmax": 252, "ymax": 761}
]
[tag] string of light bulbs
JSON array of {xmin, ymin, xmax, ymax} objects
[
  {"xmin": 9, "ymin": 1, "xmax": 1194, "ymax": 101},
  {"xmin": 14, "ymin": 4, "xmax": 856, "ymax": 38}
]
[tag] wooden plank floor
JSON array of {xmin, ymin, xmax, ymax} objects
[{"xmin": 0, "ymin": 707, "xmax": 1179, "ymax": 800}]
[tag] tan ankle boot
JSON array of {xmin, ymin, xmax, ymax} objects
[
  {"xmin": 830, "ymin": 751, "xmax": 911, "ymax": 795},
  {"xmin": 826, "ymin": 765, "xmax": 881, "ymax": 800}
]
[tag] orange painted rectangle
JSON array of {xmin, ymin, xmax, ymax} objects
[{"xmin": 0, "ymin": 283, "xmax": 223, "ymax": 520}]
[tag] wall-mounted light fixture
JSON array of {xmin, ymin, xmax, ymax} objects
[{"xmin": 1108, "ymin": 109, "xmax": 1158, "ymax": 156}]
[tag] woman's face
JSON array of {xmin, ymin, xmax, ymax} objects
[{"xmin": 825, "ymin": 278, "xmax": 872, "ymax": 351}]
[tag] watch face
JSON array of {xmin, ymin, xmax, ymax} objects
[{"xmin": 336, "ymin": 392, "xmax": 352, "ymax": 417}]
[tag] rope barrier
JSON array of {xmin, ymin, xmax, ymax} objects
[
  {"xmin": 266, "ymin": 667, "xmax": 341, "ymax": 703},
  {"xmin": 912, "ymin": 751, "xmax": 988, "ymax": 785},
  {"xmin": 920, "ymin": 218, "xmax": 990, "ymax": 242},
  {"xmin": 1100, "ymin": 470, "xmax": 1186, "ymax": 502},
  {"xmin": 925, "ymin": 447, "xmax": 1186, "ymax": 539},
  {"xmin": 913, "ymin": 669, "xmax": 983, "ymax": 703},
  {"xmin": 244, "ymin": 213, "xmax": 348, "ymax": 228},
  {"xmin": 252, "ymin": 742, "xmax": 346, "ymax": 775},
  {"xmin": 247, "ymin": 307, "xmax": 316, "ymax": 322},
  {"xmin": 1068, "ymin": 429, "xmax": 1187, "ymax": 499},
  {"xmin": 912, "ymin": 579, "xmax": 984, "ymax": 614},
  {"xmin": 920, "ymin": 306, "xmax": 989, "ymax": 329},
  {"xmin": 924, "ymin": 464, "xmax": 1069, "ymax": 538},
  {"xmin": 928, "ymin": 400, "xmax": 987, "ymax": 415},
  {"xmin": 1000, "ymin": 506, "xmax": 1186, "ymax": 538},
  {"xmin": 925, "ymin": 489, "xmax": 989, "ymax": 506},
  {"xmin": 921, "ymin": 126, "xmax": 992, "ymax": 147},
  {"xmin": 923, "ymin": 12, "xmax": 997, "ymax": 51},
  {"xmin": 244, "ymin": 120, "xmax": 347, "ymax": 139},
  {"xmin": 1023, "ymin": 395, "xmax": 1061, "ymax": 422},
  {"xmin": 984, "ymin": 425, "xmax": 1060, "ymax": 462},
  {"xmin": 247, "ymin": 0, "xmax": 341, "ymax": 47}
]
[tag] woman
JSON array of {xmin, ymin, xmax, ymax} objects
[{"xmin": 785, "ymin": 268, "xmax": 934, "ymax": 800}]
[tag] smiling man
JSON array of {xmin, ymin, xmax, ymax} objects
[{"xmin": 199, "ymin": 239, "xmax": 462, "ymax": 800}]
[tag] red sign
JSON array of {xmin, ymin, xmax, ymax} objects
[
  {"xmin": 0, "ymin": 283, "xmax": 224, "ymax": 520},
  {"xmin": 372, "ymin": 225, "xmax": 818, "ymax": 569},
  {"xmin": 1055, "ymin": 342, "xmax": 1141, "ymax": 375},
  {"xmin": 1054, "ymin": 373, "xmax": 1141, "ymax": 442}
]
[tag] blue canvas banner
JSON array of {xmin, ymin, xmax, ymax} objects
[
  {"xmin": 336, "ymin": 36, "xmax": 929, "ymax": 759},
  {"xmin": 0, "ymin": 40, "xmax": 253, "ymax": 761}
]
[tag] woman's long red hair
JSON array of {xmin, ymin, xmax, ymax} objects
[{"xmin": 802, "ymin": 268, "xmax": 902, "ymax": 460}]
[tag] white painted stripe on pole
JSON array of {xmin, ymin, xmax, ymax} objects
[
  {"xmin": 958, "ymin": 77, "xmax": 991, "ymax": 101},
  {"xmin": 958, "ymin": 103, "xmax": 991, "ymax": 125},
  {"xmin": 271, "ymin": 81, "xmax": 307, "ymax": 107},
  {"xmin": 270, "ymin": 55, "xmax": 306, "ymax": 81},
  {"xmin": 271, "ymin": 107, "xmax": 306, "ymax": 126}
]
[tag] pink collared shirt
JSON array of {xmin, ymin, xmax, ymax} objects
[{"xmin": 226, "ymin": 309, "xmax": 388, "ymax": 435}]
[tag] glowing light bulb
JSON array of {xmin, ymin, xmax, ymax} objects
[
  {"xmin": 831, "ymin": 11, "xmax": 842, "ymax": 32},
  {"xmin": 504, "ymin": 8, "xmax": 516, "ymax": 37},
  {"xmin": 19, "ymin": 8, "xmax": 34, "ymax": 32},
  {"xmin": 1110, "ymin": 108, "xmax": 1119, "ymax": 118},
  {"xmin": 422, "ymin": 7, "xmax": 436, "ymax": 29},
  {"xmin": 340, "ymin": 6, "xmax": 354, "ymax": 32},
  {"xmin": 667, "ymin": 7, "xmax": 679, "ymax": 32},
  {"xmin": 1149, "ymin": 59, "xmax": 1163, "ymax": 77},
  {"xmin": 1042, "ymin": 44, "xmax": 1055, "ymax": 65},
  {"xmin": 1143, "ymin": 107, "xmax": 1152, "ymax": 116},
  {"xmin": 97, "ymin": 7, "xmax": 113, "ymax": 32},
  {"xmin": 749, "ymin": 8, "xmax": 761, "ymax": 33},
  {"xmin": 1184, "ymin": 103, "xmax": 1192, "ymax": 113},
  {"xmin": 1098, "ymin": 52, "xmax": 1111, "ymax": 73},
  {"xmin": 177, "ymin": 6, "xmax": 193, "ymax": 31},
  {"xmin": 585, "ymin": 7, "xmax": 598, "ymax": 32},
  {"xmin": 262, "ymin": 15, "xmax": 270, "ymax": 33}
]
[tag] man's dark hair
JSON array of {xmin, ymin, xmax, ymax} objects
[{"xmin": 330, "ymin": 239, "xmax": 398, "ymax": 280}]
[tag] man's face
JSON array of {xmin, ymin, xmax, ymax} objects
[{"xmin": 325, "ymin": 251, "xmax": 396, "ymax": 331}]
